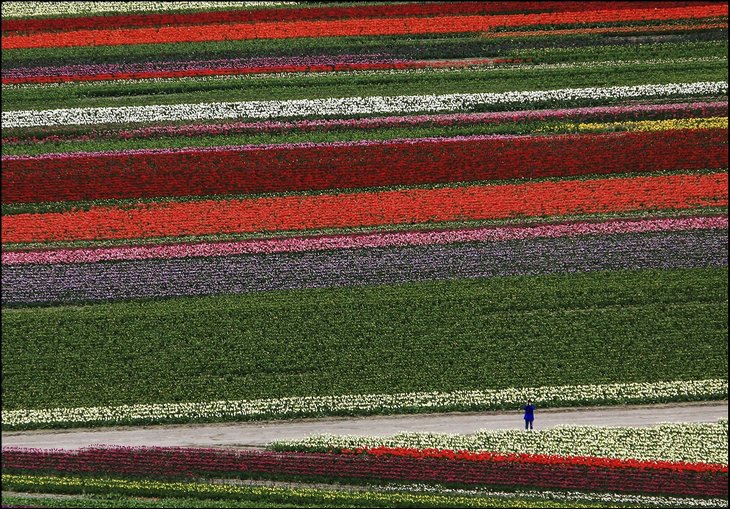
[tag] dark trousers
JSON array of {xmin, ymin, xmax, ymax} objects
[{"xmin": 525, "ymin": 419, "xmax": 533, "ymax": 429}]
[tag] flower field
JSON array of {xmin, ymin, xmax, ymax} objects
[
  {"xmin": 1, "ymin": 0, "xmax": 728, "ymax": 506},
  {"xmin": 2, "ymin": 423, "xmax": 728, "ymax": 505}
]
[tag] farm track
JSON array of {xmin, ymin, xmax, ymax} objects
[{"xmin": 3, "ymin": 401, "xmax": 727, "ymax": 450}]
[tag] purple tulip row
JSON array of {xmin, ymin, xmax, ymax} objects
[
  {"xmin": 1, "ymin": 54, "xmax": 402, "ymax": 79},
  {"xmin": 2, "ymin": 229, "xmax": 726, "ymax": 306}
]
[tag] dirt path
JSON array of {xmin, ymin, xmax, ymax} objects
[{"xmin": 3, "ymin": 401, "xmax": 726, "ymax": 450}]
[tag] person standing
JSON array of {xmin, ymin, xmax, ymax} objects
[{"xmin": 523, "ymin": 400, "xmax": 535, "ymax": 430}]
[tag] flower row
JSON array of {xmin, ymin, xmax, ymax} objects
[
  {"xmin": 550, "ymin": 116, "xmax": 726, "ymax": 133},
  {"xmin": 3, "ymin": 228, "xmax": 726, "ymax": 306},
  {"xmin": 0, "ymin": 2, "xmax": 297, "ymax": 19},
  {"xmin": 380, "ymin": 483, "xmax": 730, "ymax": 508},
  {"xmin": 4, "ymin": 5, "xmax": 726, "ymax": 49},
  {"xmin": 4, "ymin": 81, "xmax": 725, "ymax": 128},
  {"xmin": 6, "ymin": 129, "xmax": 727, "ymax": 204},
  {"xmin": 5, "ymin": 102, "xmax": 725, "ymax": 145},
  {"xmin": 3, "ymin": 378, "xmax": 725, "ymax": 429},
  {"xmin": 2, "ymin": 445, "xmax": 727, "ymax": 496},
  {"xmin": 5, "ymin": 216, "xmax": 723, "ymax": 265},
  {"xmin": 3, "ymin": 172, "xmax": 727, "ymax": 244},
  {"xmin": 7, "ymin": 55, "xmax": 721, "ymax": 92},
  {"xmin": 3, "ymin": 51, "xmax": 718, "ymax": 84},
  {"xmin": 0, "ymin": 474, "xmax": 594, "ymax": 509},
  {"xmin": 1, "ymin": 58, "xmax": 530, "ymax": 85},
  {"xmin": 270, "ymin": 422, "xmax": 728, "ymax": 465},
  {"xmin": 339, "ymin": 446, "xmax": 728, "ymax": 472},
  {"xmin": 1, "ymin": 1, "xmax": 695, "ymax": 32}
]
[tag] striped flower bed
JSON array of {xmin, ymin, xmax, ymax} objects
[
  {"xmin": 4, "ymin": 379, "xmax": 725, "ymax": 430},
  {"xmin": 270, "ymin": 421, "xmax": 730, "ymax": 466},
  {"xmin": 2, "ymin": 0, "xmax": 727, "ymax": 447},
  {"xmin": 2, "ymin": 441, "xmax": 728, "ymax": 497}
]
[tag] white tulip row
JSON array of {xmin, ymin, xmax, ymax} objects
[
  {"xmin": 271, "ymin": 421, "xmax": 729, "ymax": 465},
  {"xmin": 3, "ymin": 81, "xmax": 726, "ymax": 128},
  {"xmin": 3, "ymin": 378, "xmax": 725, "ymax": 429},
  {"xmin": 377, "ymin": 484, "xmax": 729, "ymax": 508},
  {"xmin": 7, "ymin": 56, "xmax": 723, "ymax": 90},
  {"xmin": 1, "ymin": 2, "xmax": 298, "ymax": 18}
]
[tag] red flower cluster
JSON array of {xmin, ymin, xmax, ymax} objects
[
  {"xmin": 3, "ymin": 173, "xmax": 726, "ymax": 244},
  {"xmin": 345, "ymin": 446, "xmax": 729, "ymax": 473},
  {"xmin": 2, "ymin": 446, "xmax": 727, "ymax": 497},
  {"xmin": 4, "ymin": 5, "xmax": 725, "ymax": 48},
  {"xmin": 4, "ymin": 129, "xmax": 726, "ymax": 204}
]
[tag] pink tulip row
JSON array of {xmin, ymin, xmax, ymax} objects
[{"xmin": 3, "ymin": 215, "xmax": 726, "ymax": 265}]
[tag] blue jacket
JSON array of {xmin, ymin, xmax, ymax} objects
[{"xmin": 523, "ymin": 404, "xmax": 535, "ymax": 420}]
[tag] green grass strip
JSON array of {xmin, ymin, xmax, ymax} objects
[{"xmin": 2, "ymin": 267, "xmax": 727, "ymax": 412}]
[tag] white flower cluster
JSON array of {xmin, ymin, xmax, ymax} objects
[
  {"xmin": 274, "ymin": 421, "xmax": 729, "ymax": 465},
  {"xmin": 2, "ymin": 378, "xmax": 725, "ymax": 429},
  {"xmin": 1, "ymin": 2, "xmax": 297, "ymax": 18},
  {"xmin": 377, "ymin": 484, "xmax": 729, "ymax": 508},
  {"xmin": 3, "ymin": 81, "xmax": 726, "ymax": 128}
]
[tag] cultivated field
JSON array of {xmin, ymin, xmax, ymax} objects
[{"xmin": 1, "ymin": 1, "xmax": 728, "ymax": 507}]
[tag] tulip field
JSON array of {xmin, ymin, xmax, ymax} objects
[
  {"xmin": 1, "ymin": 0, "xmax": 728, "ymax": 507},
  {"xmin": 2, "ymin": 422, "xmax": 728, "ymax": 506}
]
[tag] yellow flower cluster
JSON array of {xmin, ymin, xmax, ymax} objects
[{"xmin": 538, "ymin": 116, "xmax": 728, "ymax": 134}]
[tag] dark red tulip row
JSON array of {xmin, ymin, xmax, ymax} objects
[
  {"xmin": 3, "ymin": 129, "xmax": 727, "ymax": 204},
  {"xmin": 6, "ymin": 5, "xmax": 725, "ymax": 49},
  {"xmin": 3, "ymin": 172, "xmax": 727, "ymax": 244},
  {"xmin": 1, "ymin": 2, "xmax": 706, "ymax": 34},
  {"xmin": 3, "ymin": 446, "xmax": 727, "ymax": 497}
]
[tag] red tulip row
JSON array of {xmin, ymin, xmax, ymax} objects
[
  {"xmin": 5, "ymin": 5, "xmax": 725, "ymax": 49},
  {"xmin": 4, "ymin": 129, "xmax": 727, "ymax": 204},
  {"xmin": 3, "ymin": 172, "xmax": 726, "ymax": 244},
  {"xmin": 3, "ymin": 446, "xmax": 726, "ymax": 497},
  {"xmin": 347, "ymin": 447, "xmax": 728, "ymax": 473},
  {"xmin": 1, "ymin": 58, "xmax": 529, "ymax": 85},
  {"xmin": 1, "ymin": 2, "xmax": 704, "ymax": 34}
]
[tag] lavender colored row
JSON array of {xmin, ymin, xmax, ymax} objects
[
  {"xmin": 3, "ymin": 216, "xmax": 726, "ymax": 266},
  {"xmin": 1, "ymin": 54, "xmax": 406, "ymax": 79},
  {"xmin": 2, "ymin": 229, "xmax": 726, "ymax": 306}
]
